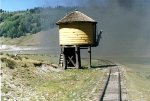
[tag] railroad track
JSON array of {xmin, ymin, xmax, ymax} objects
[{"xmin": 99, "ymin": 66, "xmax": 122, "ymax": 101}]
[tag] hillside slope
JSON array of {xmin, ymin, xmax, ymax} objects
[
  {"xmin": 0, "ymin": 7, "xmax": 75, "ymax": 38},
  {"xmin": 0, "ymin": 28, "xmax": 59, "ymax": 46},
  {"xmin": 1, "ymin": 53, "xmax": 107, "ymax": 100}
]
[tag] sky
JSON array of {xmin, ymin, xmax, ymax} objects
[{"xmin": 0, "ymin": 0, "xmax": 79, "ymax": 11}]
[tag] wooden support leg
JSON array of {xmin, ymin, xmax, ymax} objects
[
  {"xmin": 78, "ymin": 47, "xmax": 81, "ymax": 69},
  {"xmin": 88, "ymin": 46, "xmax": 91, "ymax": 69},
  {"xmin": 62, "ymin": 47, "xmax": 67, "ymax": 69},
  {"xmin": 59, "ymin": 46, "xmax": 63, "ymax": 67},
  {"xmin": 75, "ymin": 46, "xmax": 81, "ymax": 69},
  {"xmin": 75, "ymin": 46, "xmax": 79, "ymax": 69}
]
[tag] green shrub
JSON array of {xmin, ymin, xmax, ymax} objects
[
  {"xmin": 1, "ymin": 57, "xmax": 7, "ymax": 62},
  {"xmin": 25, "ymin": 57, "xmax": 29, "ymax": 59},
  {"xmin": 5, "ymin": 59, "xmax": 16, "ymax": 69},
  {"xmin": 1, "ymin": 86, "xmax": 10, "ymax": 94},
  {"xmin": 22, "ymin": 63, "xmax": 28, "ymax": 68},
  {"xmin": 14, "ymin": 56, "xmax": 22, "ymax": 61},
  {"xmin": 0, "ymin": 53, "xmax": 4, "ymax": 55},
  {"xmin": 17, "ymin": 56, "xmax": 22, "ymax": 61},
  {"xmin": 9, "ymin": 54, "xmax": 15, "ymax": 58}
]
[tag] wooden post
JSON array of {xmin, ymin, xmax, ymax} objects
[
  {"xmin": 88, "ymin": 46, "xmax": 91, "ymax": 69},
  {"xmin": 59, "ymin": 47, "xmax": 63, "ymax": 67},
  {"xmin": 78, "ymin": 47, "xmax": 81, "ymax": 69},
  {"xmin": 75, "ymin": 46, "xmax": 81, "ymax": 69},
  {"xmin": 62, "ymin": 47, "xmax": 67, "ymax": 69}
]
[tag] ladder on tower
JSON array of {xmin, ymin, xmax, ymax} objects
[{"xmin": 59, "ymin": 53, "xmax": 63, "ymax": 67}]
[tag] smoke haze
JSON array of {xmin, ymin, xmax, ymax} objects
[
  {"xmin": 77, "ymin": 0, "xmax": 150, "ymax": 57},
  {"xmin": 39, "ymin": 0, "xmax": 150, "ymax": 58}
]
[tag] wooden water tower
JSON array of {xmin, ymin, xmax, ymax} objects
[{"xmin": 56, "ymin": 10, "xmax": 102, "ymax": 69}]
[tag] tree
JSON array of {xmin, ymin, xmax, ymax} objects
[
  {"xmin": 0, "ymin": 6, "xmax": 75, "ymax": 38},
  {"xmin": 0, "ymin": 9, "xmax": 3, "ymax": 13}
]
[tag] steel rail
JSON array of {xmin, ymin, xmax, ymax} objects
[
  {"xmin": 99, "ymin": 67, "xmax": 122, "ymax": 101},
  {"xmin": 99, "ymin": 67, "xmax": 111, "ymax": 101}
]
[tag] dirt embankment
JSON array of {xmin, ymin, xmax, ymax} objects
[{"xmin": 1, "ymin": 53, "xmax": 106, "ymax": 101}]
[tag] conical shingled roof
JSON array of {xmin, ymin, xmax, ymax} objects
[{"xmin": 56, "ymin": 10, "xmax": 96, "ymax": 24}]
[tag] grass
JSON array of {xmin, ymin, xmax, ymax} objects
[
  {"xmin": 1, "ymin": 52, "xmax": 150, "ymax": 100},
  {"xmin": 19, "ymin": 54, "xmax": 58, "ymax": 65},
  {"xmin": 0, "ymin": 33, "xmax": 39, "ymax": 46},
  {"xmin": 124, "ymin": 64, "xmax": 150, "ymax": 101},
  {"xmin": 31, "ymin": 69, "xmax": 105, "ymax": 100},
  {"xmin": 1, "ymin": 53, "xmax": 107, "ymax": 100}
]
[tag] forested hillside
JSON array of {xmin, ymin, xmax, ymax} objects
[{"xmin": 0, "ymin": 7, "xmax": 75, "ymax": 38}]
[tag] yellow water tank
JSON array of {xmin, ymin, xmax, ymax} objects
[{"xmin": 56, "ymin": 10, "xmax": 97, "ymax": 46}]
